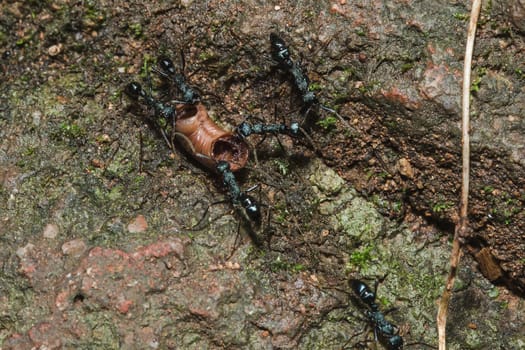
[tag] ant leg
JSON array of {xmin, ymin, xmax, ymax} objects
[
  {"xmin": 275, "ymin": 132, "xmax": 297, "ymax": 160},
  {"xmin": 251, "ymin": 141, "xmax": 260, "ymax": 167},
  {"xmin": 179, "ymin": 49, "xmax": 186, "ymax": 74},
  {"xmin": 245, "ymin": 184, "xmax": 259, "ymax": 193},
  {"xmin": 404, "ymin": 341, "xmax": 437, "ymax": 349},
  {"xmin": 296, "ymin": 125, "xmax": 322, "ymax": 156},
  {"xmin": 184, "ymin": 198, "xmax": 211, "ymax": 231},
  {"xmin": 157, "ymin": 126, "xmax": 174, "ymax": 152},
  {"xmin": 225, "ymin": 219, "xmax": 243, "ymax": 261},
  {"xmin": 168, "ymin": 111, "xmax": 177, "ymax": 151},
  {"xmin": 185, "ymin": 198, "xmax": 229, "ymax": 231},
  {"xmin": 341, "ymin": 324, "xmax": 370, "ymax": 350},
  {"xmin": 275, "ymin": 104, "xmax": 288, "ymax": 128},
  {"xmin": 127, "ymin": 82, "xmax": 176, "ymax": 121}
]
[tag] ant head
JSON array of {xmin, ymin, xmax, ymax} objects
[
  {"xmin": 239, "ymin": 193, "xmax": 261, "ymax": 223},
  {"xmin": 386, "ymin": 335, "xmax": 403, "ymax": 350},
  {"xmin": 126, "ymin": 82, "xmax": 143, "ymax": 99},
  {"xmin": 270, "ymin": 33, "xmax": 286, "ymax": 48},
  {"xmin": 158, "ymin": 57, "xmax": 176, "ymax": 74},
  {"xmin": 270, "ymin": 33, "xmax": 291, "ymax": 65},
  {"xmin": 236, "ymin": 121, "xmax": 251, "ymax": 138},
  {"xmin": 350, "ymin": 279, "xmax": 376, "ymax": 305},
  {"xmin": 216, "ymin": 160, "xmax": 231, "ymax": 174},
  {"xmin": 303, "ymin": 91, "xmax": 318, "ymax": 106},
  {"xmin": 289, "ymin": 122, "xmax": 300, "ymax": 136}
]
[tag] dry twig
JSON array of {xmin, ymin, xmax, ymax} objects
[{"xmin": 436, "ymin": 1, "xmax": 482, "ymax": 349}]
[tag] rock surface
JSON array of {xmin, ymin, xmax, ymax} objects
[{"xmin": 1, "ymin": 1, "xmax": 524, "ymax": 349}]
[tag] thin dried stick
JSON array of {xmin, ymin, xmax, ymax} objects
[{"xmin": 437, "ymin": 1, "xmax": 481, "ymax": 349}]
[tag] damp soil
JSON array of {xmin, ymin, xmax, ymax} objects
[{"xmin": 1, "ymin": 1, "xmax": 524, "ymax": 349}]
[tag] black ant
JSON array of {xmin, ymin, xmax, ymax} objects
[
  {"xmin": 216, "ymin": 160, "xmax": 261, "ymax": 224},
  {"xmin": 350, "ymin": 279, "xmax": 404, "ymax": 350},
  {"xmin": 236, "ymin": 119, "xmax": 300, "ymax": 139},
  {"xmin": 270, "ymin": 33, "xmax": 353, "ymax": 130},
  {"xmin": 270, "ymin": 33, "xmax": 318, "ymax": 108},
  {"xmin": 234, "ymin": 115, "xmax": 309, "ymax": 166}
]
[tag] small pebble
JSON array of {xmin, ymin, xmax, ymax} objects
[
  {"xmin": 61, "ymin": 239, "xmax": 87, "ymax": 257},
  {"xmin": 16, "ymin": 243, "xmax": 35, "ymax": 259},
  {"xmin": 32, "ymin": 110, "xmax": 42, "ymax": 126},
  {"xmin": 398, "ymin": 157, "xmax": 415, "ymax": 178},
  {"xmin": 128, "ymin": 214, "xmax": 148, "ymax": 233},
  {"xmin": 47, "ymin": 44, "xmax": 62, "ymax": 56},
  {"xmin": 43, "ymin": 223, "xmax": 59, "ymax": 239}
]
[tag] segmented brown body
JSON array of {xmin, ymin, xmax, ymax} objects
[{"xmin": 174, "ymin": 103, "xmax": 249, "ymax": 172}]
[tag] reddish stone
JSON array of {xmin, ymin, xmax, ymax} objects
[
  {"xmin": 128, "ymin": 214, "xmax": 148, "ymax": 233},
  {"xmin": 189, "ymin": 307, "xmax": 212, "ymax": 318},
  {"xmin": 117, "ymin": 299, "xmax": 134, "ymax": 314}
]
